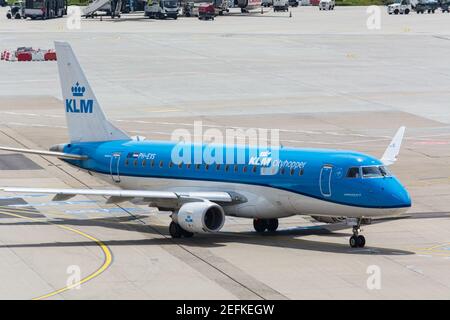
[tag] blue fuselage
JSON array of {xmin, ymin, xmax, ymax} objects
[{"xmin": 61, "ymin": 140, "xmax": 411, "ymax": 211}]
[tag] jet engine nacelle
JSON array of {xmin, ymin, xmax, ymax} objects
[{"xmin": 174, "ymin": 201, "xmax": 225, "ymax": 234}]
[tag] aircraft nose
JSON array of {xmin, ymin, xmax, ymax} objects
[{"xmin": 391, "ymin": 185, "xmax": 411, "ymax": 208}]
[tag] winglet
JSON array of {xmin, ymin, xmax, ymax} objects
[{"xmin": 381, "ymin": 126, "xmax": 406, "ymax": 166}]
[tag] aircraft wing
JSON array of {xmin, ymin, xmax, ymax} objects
[{"xmin": 0, "ymin": 187, "xmax": 243, "ymax": 208}]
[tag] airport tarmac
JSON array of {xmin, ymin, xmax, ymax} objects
[{"xmin": 0, "ymin": 6, "xmax": 450, "ymax": 299}]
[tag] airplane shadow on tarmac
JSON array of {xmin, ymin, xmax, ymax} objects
[{"xmin": 0, "ymin": 207, "xmax": 416, "ymax": 256}]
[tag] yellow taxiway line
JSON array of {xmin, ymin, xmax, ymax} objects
[{"xmin": 0, "ymin": 210, "xmax": 112, "ymax": 300}]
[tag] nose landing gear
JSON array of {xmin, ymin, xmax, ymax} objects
[{"xmin": 349, "ymin": 219, "xmax": 366, "ymax": 248}]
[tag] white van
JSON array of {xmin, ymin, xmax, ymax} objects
[{"xmin": 319, "ymin": 0, "xmax": 335, "ymax": 10}]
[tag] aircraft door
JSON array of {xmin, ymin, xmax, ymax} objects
[
  {"xmin": 320, "ymin": 165, "xmax": 332, "ymax": 197},
  {"xmin": 110, "ymin": 152, "xmax": 121, "ymax": 183}
]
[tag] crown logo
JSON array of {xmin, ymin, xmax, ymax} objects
[{"xmin": 71, "ymin": 82, "xmax": 85, "ymax": 97}]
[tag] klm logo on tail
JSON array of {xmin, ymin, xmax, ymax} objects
[{"xmin": 66, "ymin": 82, "xmax": 93, "ymax": 113}]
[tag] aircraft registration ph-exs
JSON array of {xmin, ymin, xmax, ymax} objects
[{"xmin": 0, "ymin": 42, "xmax": 411, "ymax": 248}]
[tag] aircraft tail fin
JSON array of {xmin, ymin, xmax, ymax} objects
[{"xmin": 54, "ymin": 41, "xmax": 130, "ymax": 143}]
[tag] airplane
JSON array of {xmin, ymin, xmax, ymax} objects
[{"xmin": 0, "ymin": 41, "xmax": 411, "ymax": 248}]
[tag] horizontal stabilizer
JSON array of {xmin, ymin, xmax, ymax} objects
[{"xmin": 0, "ymin": 146, "xmax": 87, "ymax": 160}]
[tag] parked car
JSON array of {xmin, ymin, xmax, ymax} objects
[
  {"xmin": 288, "ymin": 0, "xmax": 299, "ymax": 6},
  {"xmin": 441, "ymin": 0, "xmax": 450, "ymax": 12},
  {"xmin": 388, "ymin": 0, "xmax": 411, "ymax": 14},
  {"xmin": 414, "ymin": 0, "xmax": 439, "ymax": 13},
  {"xmin": 262, "ymin": 0, "xmax": 273, "ymax": 6}
]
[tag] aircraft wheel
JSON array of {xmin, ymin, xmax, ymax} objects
[
  {"xmin": 349, "ymin": 235, "xmax": 358, "ymax": 248},
  {"xmin": 169, "ymin": 221, "xmax": 183, "ymax": 238},
  {"xmin": 357, "ymin": 235, "xmax": 366, "ymax": 248},
  {"xmin": 267, "ymin": 219, "xmax": 279, "ymax": 232},
  {"xmin": 253, "ymin": 218, "xmax": 268, "ymax": 233}
]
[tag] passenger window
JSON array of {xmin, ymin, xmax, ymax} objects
[
  {"xmin": 252, "ymin": 166, "xmax": 257, "ymax": 173},
  {"xmin": 159, "ymin": 160, "xmax": 164, "ymax": 168},
  {"xmin": 125, "ymin": 159, "xmax": 129, "ymax": 166},
  {"xmin": 243, "ymin": 166, "xmax": 247, "ymax": 173},
  {"xmin": 205, "ymin": 164, "xmax": 209, "ymax": 170},
  {"xmin": 225, "ymin": 165, "xmax": 229, "ymax": 172},
  {"xmin": 234, "ymin": 165, "xmax": 238, "ymax": 172},
  {"xmin": 133, "ymin": 159, "xmax": 138, "ymax": 167},
  {"xmin": 178, "ymin": 162, "xmax": 182, "ymax": 169},
  {"xmin": 216, "ymin": 164, "xmax": 221, "ymax": 170},
  {"xmin": 186, "ymin": 163, "xmax": 191, "ymax": 169},
  {"xmin": 290, "ymin": 168, "xmax": 295, "ymax": 176},
  {"xmin": 299, "ymin": 167, "xmax": 304, "ymax": 176},
  {"xmin": 169, "ymin": 161, "xmax": 173, "ymax": 168},
  {"xmin": 142, "ymin": 160, "xmax": 146, "ymax": 167},
  {"xmin": 346, "ymin": 167, "xmax": 360, "ymax": 178},
  {"xmin": 150, "ymin": 160, "xmax": 155, "ymax": 168},
  {"xmin": 195, "ymin": 164, "xmax": 200, "ymax": 170},
  {"xmin": 280, "ymin": 168, "xmax": 285, "ymax": 175}
]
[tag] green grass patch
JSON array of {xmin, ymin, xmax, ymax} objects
[
  {"xmin": 336, "ymin": 0, "xmax": 390, "ymax": 5},
  {"xmin": 68, "ymin": 0, "xmax": 90, "ymax": 5}
]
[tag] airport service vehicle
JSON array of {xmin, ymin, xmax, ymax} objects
[
  {"xmin": 0, "ymin": 42, "xmax": 411, "ymax": 248},
  {"xmin": 388, "ymin": 0, "xmax": 411, "ymax": 14},
  {"xmin": 441, "ymin": 0, "xmax": 450, "ymax": 12},
  {"xmin": 262, "ymin": 0, "xmax": 273, "ymax": 6},
  {"xmin": 414, "ymin": 0, "xmax": 439, "ymax": 13},
  {"xmin": 6, "ymin": 1, "xmax": 24, "ymax": 19},
  {"xmin": 145, "ymin": 0, "xmax": 179, "ymax": 19},
  {"xmin": 289, "ymin": 0, "xmax": 299, "ymax": 6},
  {"xmin": 1, "ymin": 0, "xmax": 7, "ymax": 7},
  {"xmin": 24, "ymin": 0, "xmax": 67, "ymax": 19},
  {"xmin": 198, "ymin": 3, "xmax": 215, "ymax": 19},
  {"xmin": 273, "ymin": 0, "xmax": 288, "ymax": 11},
  {"xmin": 319, "ymin": 0, "xmax": 334, "ymax": 10},
  {"xmin": 235, "ymin": 0, "xmax": 261, "ymax": 13}
]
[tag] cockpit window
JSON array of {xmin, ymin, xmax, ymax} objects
[
  {"xmin": 362, "ymin": 166, "xmax": 381, "ymax": 178},
  {"xmin": 348, "ymin": 165, "xmax": 392, "ymax": 179},
  {"xmin": 346, "ymin": 167, "xmax": 360, "ymax": 178}
]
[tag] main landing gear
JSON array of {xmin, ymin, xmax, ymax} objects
[
  {"xmin": 349, "ymin": 218, "xmax": 366, "ymax": 248},
  {"xmin": 169, "ymin": 221, "xmax": 194, "ymax": 239},
  {"xmin": 253, "ymin": 218, "xmax": 279, "ymax": 233}
]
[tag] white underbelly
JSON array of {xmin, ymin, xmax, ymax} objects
[{"xmin": 93, "ymin": 172, "xmax": 406, "ymax": 219}]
